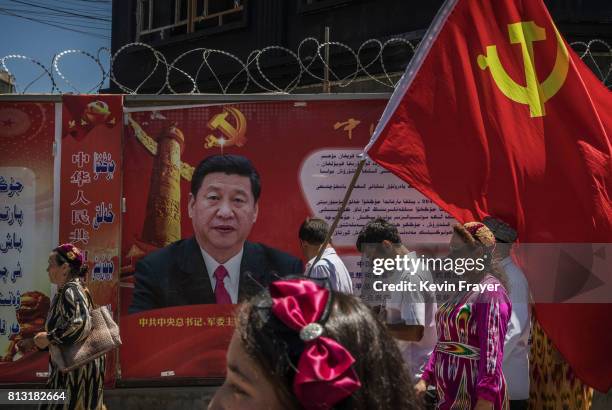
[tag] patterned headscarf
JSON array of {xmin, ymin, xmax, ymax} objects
[
  {"xmin": 462, "ymin": 222, "xmax": 496, "ymax": 251},
  {"xmin": 54, "ymin": 243, "xmax": 84, "ymax": 269}
]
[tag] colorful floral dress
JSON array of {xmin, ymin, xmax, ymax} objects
[
  {"xmin": 40, "ymin": 279, "xmax": 105, "ymax": 410},
  {"xmin": 421, "ymin": 275, "xmax": 511, "ymax": 410}
]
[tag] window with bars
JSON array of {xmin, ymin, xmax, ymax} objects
[{"xmin": 136, "ymin": 0, "xmax": 246, "ymax": 43}]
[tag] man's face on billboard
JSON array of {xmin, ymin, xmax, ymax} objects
[{"xmin": 188, "ymin": 172, "xmax": 258, "ymax": 262}]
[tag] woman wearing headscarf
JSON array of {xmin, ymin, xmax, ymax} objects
[
  {"xmin": 34, "ymin": 243, "xmax": 106, "ymax": 410},
  {"xmin": 415, "ymin": 222, "xmax": 512, "ymax": 410}
]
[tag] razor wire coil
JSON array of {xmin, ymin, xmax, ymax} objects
[{"xmin": 1, "ymin": 37, "xmax": 610, "ymax": 94}]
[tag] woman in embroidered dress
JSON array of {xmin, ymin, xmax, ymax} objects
[
  {"xmin": 209, "ymin": 277, "xmax": 420, "ymax": 410},
  {"xmin": 34, "ymin": 243, "xmax": 106, "ymax": 410},
  {"xmin": 415, "ymin": 222, "xmax": 511, "ymax": 410}
]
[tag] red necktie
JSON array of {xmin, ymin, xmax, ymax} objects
[{"xmin": 214, "ymin": 265, "xmax": 232, "ymax": 304}]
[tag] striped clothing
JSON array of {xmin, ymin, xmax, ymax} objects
[{"xmin": 40, "ymin": 279, "xmax": 105, "ymax": 410}]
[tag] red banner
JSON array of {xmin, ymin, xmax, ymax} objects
[
  {"xmin": 365, "ymin": 0, "xmax": 612, "ymax": 391},
  {"xmin": 59, "ymin": 95, "xmax": 123, "ymax": 385},
  {"xmin": 0, "ymin": 102, "xmax": 57, "ymax": 383},
  {"xmin": 120, "ymin": 304, "xmax": 235, "ymax": 379}
]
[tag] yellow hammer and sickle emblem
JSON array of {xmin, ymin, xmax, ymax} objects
[
  {"xmin": 477, "ymin": 21, "xmax": 569, "ymax": 117},
  {"xmin": 205, "ymin": 107, "xmax": 248, "ymax": 149}
]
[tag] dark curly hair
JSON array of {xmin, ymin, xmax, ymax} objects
[
  {"xmin": 298, "ymin": 217, "xmax": 329, "ymax": 245},
  {"xmin": 237, "ymin": 283, "xmax": 422, "ymax": 410},
  {"xmin": 355, "ymin": 217, "xmax": 401, "ymax": 252}
]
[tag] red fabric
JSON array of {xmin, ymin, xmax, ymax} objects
[
  {"xmin": 270, "ymin": 279, "xmax": 361, "ymax": 410},
  {"xmin": 119, "ymin": 304, "xmax": 235, "ymax": 379},
  {"xmin": 0, "ymin": 351, "xmax": 48, "ymax": 383},
  {"xmin": 60, "ymin": 94, "xmax": 123, "ymax": 387},
  {"xmin": 213, "ymin": 265, "xmax": 232, "ymax": 304},
  {"xmin": 366, "ymin": 0, "xmax": 612, "ymax": 391}
]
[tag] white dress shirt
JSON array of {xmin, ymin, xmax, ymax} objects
[
  {"xmin": 200, "ymin": 247, "xmax": 243, "ymax": 304},
  {"xmin": 386, "ymin": 251, "xmax": 438, "ymax": 380},
  {"xmin": 501, "ymin": 256, "xmax": 531, "ymax": 400},
  {"xmin": 304, "ymin": 247, "xmax": 354, "ymax": 294}
]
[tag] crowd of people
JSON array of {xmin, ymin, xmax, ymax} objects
[
  {"xmin": 32, "ymin": 154, "xmax": 535, "ymax": 409},
  {"xmin": 142, "ymin": 154, "xmax": 529, "ymax": 409},
  {"xmin": 207, "ymin": 214, "xmax": 530, "ymax": 409},
  {"xmin": 130, "ymin": 155, "xmax": 529, "ymax": 409}
]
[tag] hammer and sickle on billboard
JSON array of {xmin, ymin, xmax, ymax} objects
[
  {"xmin": 204, "ymin": 107, "xmax": 247, "ymax": 149},
  {"xmin": 477, "ymin": 21, "xmax": 569, "ymax": 117}
]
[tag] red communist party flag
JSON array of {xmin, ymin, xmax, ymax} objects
[{"xmin": 365, "ymin": 0, "xmax": 611, "ymax": 391}]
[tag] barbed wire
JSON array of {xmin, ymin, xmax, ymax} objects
[{"xmin": 1, "ymin": 37, "xmax": 611, "ymax": 94}]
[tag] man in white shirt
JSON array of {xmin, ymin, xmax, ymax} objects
[
  {"xmin": 300, "ymin": 217, "xmax": 353, "ymax": 294},
  {"xmin": 356, "ymin": 218, "xmax": 437, "ymax": 381},
  {"xmin": 386, "ymin": 255, "xmax": 438, "ymax": 381},
  {"xmin": 484, "ymin": 216, "xmax": 531, "ymax": 410}
]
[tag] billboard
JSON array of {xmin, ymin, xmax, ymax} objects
[
  {"xmin": 0, "ymin": 96, "xmax": 455, "ymax": 384},
  {"xmin": 0, "ymin": 102, "xmax": 58, "ymax": 382},
  {"xmin": 120, "ymin": 98, "xmax": 454, "ymax": 379}
]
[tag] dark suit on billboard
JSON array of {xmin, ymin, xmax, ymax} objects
[{"xmin": 128, "ymin": 237, "xmax": 303, "ymax": 313}]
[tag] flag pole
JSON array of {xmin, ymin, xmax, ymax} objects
[
  {"xmin": 306, "ymin": 157, "xmax": 366, "ymax": 277},
  {"xmin": 308, "ymin": 0, "xmax": 458, "ymax": 276}
]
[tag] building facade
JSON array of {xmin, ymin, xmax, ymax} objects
[
  {"xmin": 0, "ymin": 70, "xmax": 15, "ymax": 94},
  {"xmin": 110, "ymin": 0, "xmax": 612, "ymax": 93}
]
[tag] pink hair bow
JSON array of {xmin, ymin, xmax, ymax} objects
[{"xmin": 270, "ymin": 279, "xmax": 361, "ymax": 410}]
